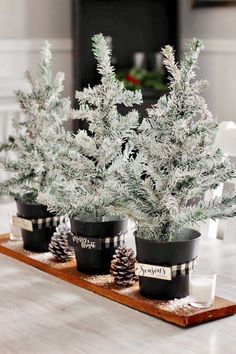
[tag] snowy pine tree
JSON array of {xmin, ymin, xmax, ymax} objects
[
  {"xmin": 0, "ymin": 42, "xmax": 71, "ymax": 202},
  {"xmin": 109, "ymin": 39, "xmax": 236, "ymax": 241},
  {"xmin": 38, "ymin": 34, "xmax": 142, "ymax": 219}
]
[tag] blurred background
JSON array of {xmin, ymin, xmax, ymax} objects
[
  {"xmin": 1, "ymin": 0, "xmax": 236, "ymax": 239},
  {"xmin": 1, "ymin": 0, "xmax": 236, "ymax": 129}
]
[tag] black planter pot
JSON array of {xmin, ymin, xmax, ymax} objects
[
  {"xmin": 70, "ymin": 216, "xmax": 128, "ymax": 275},
  {"xmin": 135, "ymin": 228, "xmax": 201, "ymax": 300},
  {"xmin": 16, "ymin": 199, "xmax": 55, "ymax": 253}
]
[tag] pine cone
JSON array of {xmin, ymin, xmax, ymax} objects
[
  {"xmin": 49, "ymin": 223, "xmax": 74, "ymax": 262},
  {"xmin": 110, "ymin": 246, "xmax": 138, "ymax": 286}
]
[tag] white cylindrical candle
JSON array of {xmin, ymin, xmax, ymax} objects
[
  {"xmin": 133, "ymin": 52, "xmax": 145, "ymax": 70},
  {"xmin": 190, "ymin": 273, "xmax": 217, "ymax": 308},
  {"xmin": 154, "ymin": 52, "xmax": 163, "ymax": 71}
]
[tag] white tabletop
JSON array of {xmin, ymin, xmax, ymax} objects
[{"xmin": 0, "ymin": 202, "xmax": 236, "ymax": 354}]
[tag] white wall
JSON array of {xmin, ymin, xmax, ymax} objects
[
  {"xmin": 0, "ymin": 0, "xmax": 71, "ymax": 39},
  {"xmin": 0, "ymin": 0, "xmax": 72, "ymax": 108},
  {"xmin": 179, "ymin": 1, "xmax": 236, "ymax": 123}
]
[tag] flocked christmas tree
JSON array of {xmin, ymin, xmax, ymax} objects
[
  {"xmin": 0, "ymin": 42, "xmax": 71, "ymax": 203},
  {"xmin": 38, "ymin": 34, "xmax": 142, "ymax": 219},
  {"xmin": 109, "ymin": 39, "xmax": 236, "ymax": 241}
]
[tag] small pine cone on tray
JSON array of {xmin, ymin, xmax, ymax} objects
[
  {"xmin": 110, "ymin": 246, "xmax": 138, "ymax": 286},
  {"xmin": 49, "ymin": 223, "xmax": 74, "ymax": 262}
]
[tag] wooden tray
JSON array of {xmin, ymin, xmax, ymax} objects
[{"xmin": 0, "ymin": 233, "xmax": 235, "ymax": 328}]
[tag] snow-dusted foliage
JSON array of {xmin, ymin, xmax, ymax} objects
[
  {"xmin": 109, "ymin": 39, "xmax": 236, "ymax": 241},
  {"xmin": 0, "ymin": 42, "xmax": 71, "ymax": 202},
  {"xmin": 38, "ymin": 34, "xmax": 142, "ymax": 219}
]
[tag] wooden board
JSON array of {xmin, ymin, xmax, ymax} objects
[{"xmin": 0, "ymin": 234, "xmax": 235, "ymax": 328}]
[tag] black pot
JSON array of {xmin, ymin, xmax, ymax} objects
[
  {"xmin": 70, "ymin": 216, "xmax": 128, "ymax": 275},
  {"xmin": 16, "ymin": 199, "xmax": 55, "ymax": 253},
  {"xmin": 135, "ymin": 228, "xmax": 201, "ymax": 300}
]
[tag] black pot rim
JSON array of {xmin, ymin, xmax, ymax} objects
[
  {"xmin": 15, "ymin": 198, "xmax": 46, "ymax": 208},
  {"xmin": 135, "ymin": 228, "xmax": 201, "ymax": 244},
  {"xmin": 72, "ymin": 215, "xmax": 127, "ymax": 225}
]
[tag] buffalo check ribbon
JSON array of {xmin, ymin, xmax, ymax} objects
[
  {"xmin": 69, "ymin": 233, "xmax": 126, "ymax": 250},
  {"xmin": 135, "ymin": 258, "xmax": 197, "ymax": 281},
  {"xmin": 12, "ymin": 215, "xmax": 67, "ymax": 231},
  {"xmin": 171, "ymin": 258, "xmax": 197, "ymax": 278},
  {"xmin": 102, "ymin": 234, "xmax": 126, "ymax": 249}
]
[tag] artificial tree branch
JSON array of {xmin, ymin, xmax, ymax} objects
[
  {"xmin": 0, "ymin": 42, "xmax": 71, "ymax": 202},
  {"xmin": 38, "ymin": 34, "xmax": 142, "ymax": 219},
  {"xmin": 110, "ymin": 38, "xmax": 236, "ymax": 241}
]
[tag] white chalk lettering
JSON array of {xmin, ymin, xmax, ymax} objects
[{"xmin": 72, "ymin": 235, "xmax": 98, "ymax": 249}]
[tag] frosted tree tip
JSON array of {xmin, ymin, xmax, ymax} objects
[
  {"xmin": 161, "ymin": 44, "xmax": 174, "ymax": 57},
  {"xmin": 91, "ymin": 33, "xmax": 109, "ymax": 54},
  {"xmin": 92, "ymin": 33, "xmax": 105, "ymax": 43},
  {"xmin": 41, "ymin": 40, "xmax": 52, "ymax": 66},
  {"xmin": 188, "ymin": 38, "xmax": 204, "ymax": 51},
  {"xmin": 91, "ymin": 33, "xmax": 114, "ymax": 78}
]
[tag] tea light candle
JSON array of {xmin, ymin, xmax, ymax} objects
[{"xmin": 190, "ymin": 273, "xmax": 217, "ymax": 308}]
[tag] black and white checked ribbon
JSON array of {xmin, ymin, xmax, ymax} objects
[
  {"xmin": 135, "ymin": 258, "xmax": 197, "ymax": 281},
  {"xmin": 101, "ymin": 234, "xmax": 126, "ymax": 249},
  {"xmin": 14, "ymin": 214, "xmax": 67, "ymax": 230},
  {"xmin": 30, "ymin": 215, "xmax": 67, "ymax": 229},
  {"xmin": 171, "ymin": 258, "xmax": 197, "ymax": 278},
  {"xmin": 70, "ymin": 233, "xmax": 126, "ymax": 250}
]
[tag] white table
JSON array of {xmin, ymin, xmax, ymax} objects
[{"xmin": 0, "ymin": 204, "xmax": 236, "ymax": 354}]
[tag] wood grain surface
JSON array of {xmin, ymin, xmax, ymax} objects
[{"xmin": 0, "ymin": 234, "xmax": 235, "ymax": 328}]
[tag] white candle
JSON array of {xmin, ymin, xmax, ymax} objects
[{"xmin": 190, "ymin": 273, "xmax": 217, "ymax": 308}]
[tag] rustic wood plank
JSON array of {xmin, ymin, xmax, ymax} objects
[{"xmin": 0, "ymin": 234, "xmax": 235, "ymax": 328}]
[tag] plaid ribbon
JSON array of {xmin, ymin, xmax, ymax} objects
[
  {"xmin": 31, "ymin": 215, "xmax": 67, "ymax": 229},
  {"xmin": 171, "ymin": 258, "xmax": 197, "ymax": 278},
  {"xmin": 16, "ymin": 214, "xmax": 67, "ymax": 230},
  {"xmin": 101, "ymin": 234, "xmax": 126, "ymax": 249},
  {"xmin": 136, "ymin": 258, "xmax": 197, "ymax": 280},
  {"xmin": 70, "ymin": 233, "xmax": 126, "ymax": 250}
]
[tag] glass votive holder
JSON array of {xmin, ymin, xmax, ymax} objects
[{"xmin": 189, "ymin": 271, "xmax": 217, "ymax": 308}]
